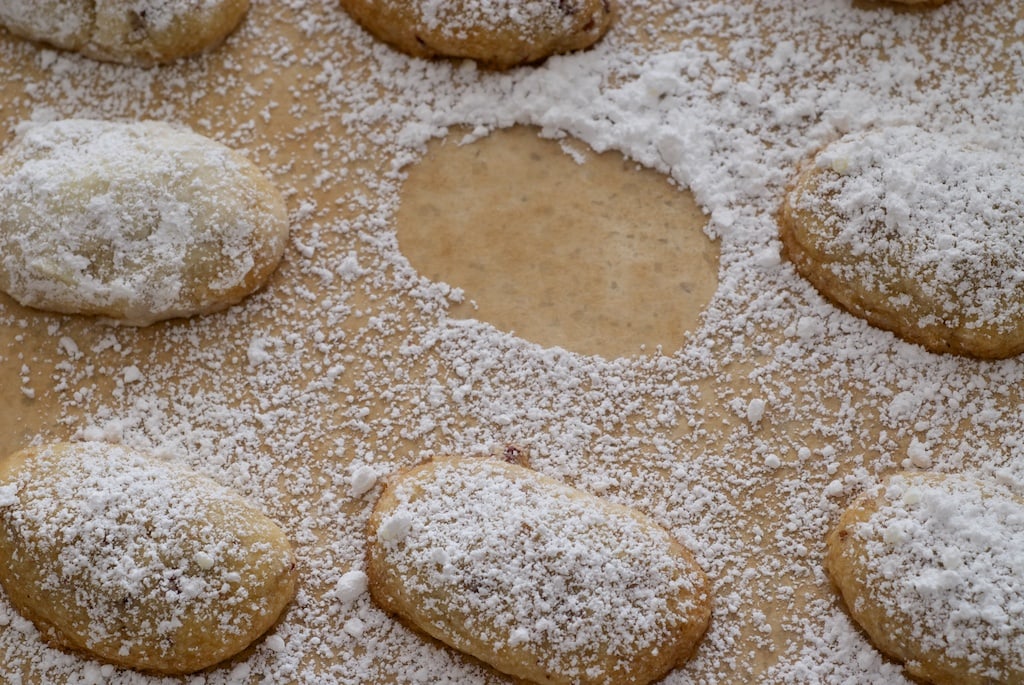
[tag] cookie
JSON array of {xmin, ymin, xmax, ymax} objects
[
  {"xmin": 779, "ymin": 126, "xmax": 1024, "ymax": 358},
  {"xmin": 0, "ymin": 0, "xmax": 249, "ymax": 65},
  {"xmin": 0, "ymin": 441, "xmax": 298, "ymax": 675},
  {"xmin": 366, "ymin": 456, "xmax": 711, "ymax": 685},
  {"xmin": 338, "ymin": 0, "xmax": 613, "ymax": 69},
  {"xmin": 825, "ymin": 472, "xmax": 1024, "ymax": 685},
  {"xmin": 0, "ymin": 119, "xmax": 289, "ymax": 326}
]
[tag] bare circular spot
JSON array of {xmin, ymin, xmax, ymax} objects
[{"xmin": 397, "ymin": 126, "xmax": 719, "ymax": 357}]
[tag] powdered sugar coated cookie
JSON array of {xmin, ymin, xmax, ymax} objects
[
  {"xmin": 366, "ymin": 456, "xmax": 711, "ymax": 685},
  {"xmin": 826, "ymin": 472, "xmax": 1024, "ymax": 685},
  {"xmin": 338, "ymin": 0, "xmax": 613, "ymax": 69},
  {"xmin": 0, "ymin": 441, "xmax": 298, "ymax": 675},
  {"xmin": 0, "ymin": 119, "xmax": 289, "ymax": 326},
  {"xmin": 0, "ymin": 0, "xmax": 250, "ymax": 65},
  {"xmin": 779, "ymin": 126, "xmax": 1024, "ymax": 358}
]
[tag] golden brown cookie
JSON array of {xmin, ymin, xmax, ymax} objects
[
  {"xmin": 779, "ymin": 126, "xmax": 1024, "ymax": 358},
  {"xmin": 0, "ymin": 119, "xmax": 289, "ymax": 326},
  {"xmin": 825, "ymin": 472, "xmax": 1024, "ymax": 685},
  {"xmin": 0, "ymin": 0, "xmax": 250, "ymax": 65},
  {"xmin": 366, "ymin": 456, "xmax": 711, "ymax": 685},
  {"xmin": 338, "ymin": 0, "xmax": 613, "ymax": 69},
  {"xmin": 0, "ymin": 441, "xmax": 298, "ymax": 675}
]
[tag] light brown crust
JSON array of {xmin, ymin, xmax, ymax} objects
[
  {"xmin": 338, "ymin": 0, "xmax": 613, "ymax": 69},
  {"xmin": 0, "ymin": 442, "xmax": 299, "ymax": 675},
  {"xmin": 778, "ymin": 127, "xmax": 1024, "ymax": 359},
  {"xmin": 0, "ymin": 0, "xmax": 250, "ymax": 66},
  {"xmin": 366, "ymin": 456, "xmax": 711, "ymax": 685},
  {"xmin": 825, "ymin": 472, "xmax": 1024, "ymax": 685}
]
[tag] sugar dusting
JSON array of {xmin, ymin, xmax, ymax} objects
[
  {"xmin": 0, "ymin": 119, "xmax": 284, "ymax": 325},
  {"xmin": 849, "ymin": 474, "xmax": 1024, "ymax": 680},
  {"xmin": 370, "ymin": 458, "xmax": 707, "ymax": 682},
  {"xmin": 793, "ymin": 125, "xmax": 1024, "ymax": 333},
  {"xmin": 0, "ymin": 0, "xmax": 1022, "ymax": 683}
]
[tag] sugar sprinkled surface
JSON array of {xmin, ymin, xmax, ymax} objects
[{"xmin": 0, "ymin": 0, "xmax": 1022, "ymax": 683}]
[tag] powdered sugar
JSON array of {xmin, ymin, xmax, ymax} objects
[
  {"xmin": 0, "ymin": 443, "xmax": 291, "ymax": 660},
  {"xmin": 853, "ymin": 474, "xmax": 1024, "ymax": 679},
  {"xmin": 372, "ymin": 458, "xmax": 706, "ymax": 681},
  {"xmin": 796, "ymin": 126, "xmax": 1024, "ymax": 332}
]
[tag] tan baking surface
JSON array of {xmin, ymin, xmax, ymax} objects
[
  {"xmin": 397, "ymin": 126, "xmax": 717, "ymax": 358},
  {"xmin": 0, "ymin": 1, "xmax": 1021, "ymax": 684}
]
